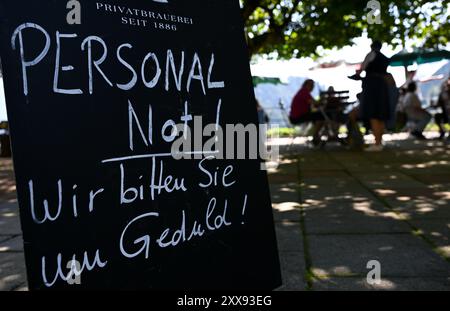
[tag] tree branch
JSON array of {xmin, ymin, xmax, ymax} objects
[{"xmin": 248, "ymin": 0, "xmax": 301, "ymax": 56}]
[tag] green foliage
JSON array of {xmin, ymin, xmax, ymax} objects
[
  {"xmin": 241, "ymin": 0, "xmax": 450, "ymax": 58},
  {"xmin": 252, "ymin": 76, "xmax": 284, "ymax": 86},
  {"xmin": 267, "ymin": 127, "xmax": 298, "ymax": 137}
]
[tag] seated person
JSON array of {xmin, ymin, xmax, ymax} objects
[
  {"xmin": 434, "ymin": 77, "xmax": 450, "ymax": 139},
  {"xmin": 395, "ymin": 87, "xmax": 408, "ymax": 130},
  {"xmin": 321, "ymin": 86, "xmax": 347, "ymax": 137},
  {"xmin": 323, "ymin": 86, "xmax": 341, "ymax": 108},
  {"xmin": 403, "ymin": 82, "xmax": 431, "ymax": 140},
  {"xmin": 289, "ymin": 79, "xmax": 324, "ymax": 145}
]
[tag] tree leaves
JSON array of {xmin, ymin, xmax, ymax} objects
[{"xmin": 242, "ymin": 0, "xmax": 449, "ymax": 59}]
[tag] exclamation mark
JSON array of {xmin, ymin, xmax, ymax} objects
[
  {"xmin": 241, "ymin": 194, "xmax": 248, "ymax": 225},
  {"xmin": 215, "ymin": 98, "xmax": 222, "ymax": 143}
]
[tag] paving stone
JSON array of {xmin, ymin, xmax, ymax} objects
[
  {"xmin": 0, "ymin": 216, "xmax": 22, "ymax": 236},
  {"xmin": 302, "ymin": 196, "xmax": 393, "ymax": 218},
  {"xmin": 267, "ymin": 173, "xmax": 298, "ymax": 184},
  {"xmin": 267, "ymin": 160, "xmax": 298, "ymax": 176},
  {"xmin": 309, "ymin": 234, "xmax": 450, "ymax": 278},
  {"xmin": 270, "ymin": 182, "xmax": 302, "ymax": 222},
  {"xmin": 301, "ymin": 185, "xmax": 371, "ymax": 201},
  {"xmin": 13, "ymin": 283, "xmax": 29, "ymax": 291},
  {"xmin": 408, "ymin": 218, "xmax": 450, "ymax": 258},
  {"xmin": 312, "ymin": 276, "xmax": 450, "ymax": 291},
  {"xmin": 0, "ymin": 236, "xmax": 24, "ymax": 252},
  {"xmin": 408, "ymin": 174, "xmax": 450, "ymax": 185},
  {"xmin": 298, "ymin": 163, "xmax": 342, "ymax": 171},
  {"xmin": 301, "ymin": 178, "xmax": 356, "ymax": 187},
  {"xmin": 276, "ymin": 252, "xmax": 306, "ymax": 291},
  {"xmin": 342, "ymin": 165, "xmax": 389, "ymax": 173},
  {"xmin": 0, "ymin": 252, "xmax": 27, "ymax": 291},
  {"xmin": 0, "ymin": 160, "xmax": 17, "ymax": 204},
  {"xmin": 352, "ymin": 171, "xmax": 419, "ymax": 181},
  {"xmin": 0, "ymin": 235, "xmax": 13, "ymax": 243},
  {"xmin": 383, "ymin": 200, "xmax": 450, "ymax": 220},
  {"xmin": 273, "ymin": 202, "xmax": 301, "ymax": 222},
  {"xmin": 432, "ymin": 183, "xmax": 450, "ymax": 191},
  {"xmin": 304, "ymin": 197, "xmax": 389, "ymax": 213},
  {"xmin": 270, "ymin": 183, "xmax": 299, "ymax": 204},
  {"xmin": 275, "ymin": 222, "xmax": 303, "ymax": 252},
  {"xmin": 305, "ymin": 213, "xmax": 411, "ymax": 235},
  {"xmin": 301, "ymin": 170, "xmax": 351, "ymax": 179},
  {"xmin": 360, "ymin": 179, "xmax": 426, "ymax": 189},
  {"xmin": 0, "ymin": 202, "xmax": 20, "ymax": 216},
  {"xmin": 0, "ymin": 202, "xmax": 22, "ymax": 236}
]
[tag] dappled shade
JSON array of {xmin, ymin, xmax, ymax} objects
[{"xmin": 267, "ymin": 138, "xmax": 450, "ymax": 290}]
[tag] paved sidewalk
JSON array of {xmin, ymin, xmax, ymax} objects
[
  {"xmin": 1, "ymin": 135, "xmax": 450, "ymax": 290},
  {"xmin": 272, "ymin": 138, "xmax": 450, "ymax": 290},
  {"xmin": 0, "ymin": 159, "xmax": 26, "ymax": 291}
]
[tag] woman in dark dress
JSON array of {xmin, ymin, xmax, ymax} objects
[{"xmin": 354, "ymin": 40, "xmax": 391, "ymax": 151}]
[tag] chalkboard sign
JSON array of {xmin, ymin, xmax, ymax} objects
[{"xmin": 0, "ymin": 0, "xmax": 281, "ymax": 290}]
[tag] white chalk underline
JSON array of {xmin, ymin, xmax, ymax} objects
[{"xmin": 101, "ymin": 151, "xmax": 219, "ymax": 163}]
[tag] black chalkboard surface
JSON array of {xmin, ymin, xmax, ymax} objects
[{"xmin": 0, "ymin": 0, "xmax": 281, "ymax": 290}]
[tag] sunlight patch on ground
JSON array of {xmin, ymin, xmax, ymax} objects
[
  {"xmin": 437, "ymin": 246, "xmax": 450, "ymax": 258},
  {"xmin": 435, "ymin": 192, "xmax": 450, "ymax": 199},
  {"xmin": 397, "ymin": 196, "xmax": 411, "ymax": 201},
  {"xmin": 375, "ymin": 189, "xmax": 397, "ymax": 195},
  {"xmin": 1, "ymin": 212, "xmax": 16, "ymax": 218},
  {"xmin": 312, "ymin": 266, "xmax": 354, "ymax": 276},
  {"xmin": 272, "ymin": 202, "xmax": 301, "ymax": 212},
  {"xmin": 371, "ymin": 279, "xmax": 397, "ymax": 290}
]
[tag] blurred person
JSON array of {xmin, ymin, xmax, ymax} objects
[
  {"xmin": 321, "ymin": 86, "xmax": 360, "ymax": 144},
  {"xmin": 322, "ymin": 86, "xmax": 341, "ymax": 136},
  {"xmin": 395, "ymin": 87, "xmax": 408, "ymax": 131},
  {"xmin": 349, "ymin": 40, "xmax": 391, "ymax": 151},
  {"xmin": 289, "ymin": 79, "xmax": 324, "ymax": 146},
  {"xmin": 403, "ymin": 82, "xmax": 431, "ymax": 140},
  {"xmin": 434, "ymin": 77, "xmax": 450, "ymax": 139},
  {"xmin": 324, "ymin": 86, "xmax": 340, "ymax": 107},
  {"xmin": 385, "ymin": 73, "xmax": 400, "ymax": 131}
]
